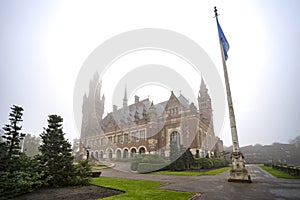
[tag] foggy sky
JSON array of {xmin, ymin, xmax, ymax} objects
[{"xmin": 0, "ymin": 0, "xmax": 299, "ymax": 147}]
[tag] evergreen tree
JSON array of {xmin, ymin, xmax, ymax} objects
[
  {"xmin": 0, "ymin": 105, "xmax": 25, "ymax": 172},
  {"xmin": 0, "ymin": 105, "xmax": 43, "ymax": 198},
  {"xmin": 38, "ymin": 115, "xmax": 75, "ymax": 186}
]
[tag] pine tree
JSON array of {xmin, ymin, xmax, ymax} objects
[
  {"xmin": 0, "ymin": 105, "xmax": 25, "ymax": 172},
  {"xmin": 0, "ymin": 105, "xmax": 43, "ymax": 198},
  {"xmin": 39, "ymin": 115, "xmax": 75, "ymax": 186}
]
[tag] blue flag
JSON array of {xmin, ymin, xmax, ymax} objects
[{"xmin": 216, "ymin": 18, "xmax": 230, "ymax": 60}]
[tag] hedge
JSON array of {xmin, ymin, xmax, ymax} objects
[{"xmin": 137, "ymin": 163, "xmax": 167, "ymax": 173}]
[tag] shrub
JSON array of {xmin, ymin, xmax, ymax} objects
[
  {"xmin": 141, "ymin": 157, "xmax": 150, "ymax": 163},
  {"xmin": 73, "ymin": 160, "xmax": 92, "ymax": 185},
  {"xmin": 0, "ymin": 155, "xmax": 43, "ymax": 199},
  {"xmin": 137, "ymin": 163, "xmax": 166, "ymax": 173},
  {"xmin": 131, "ymin": 160, "xmax": 140, "ymax": 171},
  {"xmin": 211, "ymin": 158, "xmax": 227, "ymax": 168},
  {"xmin": 131, "ymin": 154, "xmax": 168, "ymax": 172}
]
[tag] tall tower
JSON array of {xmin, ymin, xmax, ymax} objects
[
  {"xmin": 81, "ymin": 72, "xmax": 105, "ymax": 140},
  {"xmin": 198, "ymin": 78, "xmax": 213, "ymax": 126},
  {"xmin": 123, "ymin": 85, "xmax": 128, "ymax": 109},
  {"xmin": 198, "ymin": 78, "xmax": 215, "ymax": 154}
]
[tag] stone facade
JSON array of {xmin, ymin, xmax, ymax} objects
[{"xmin": 79, "ymin": 73, "xmax": 223, "ymax": 160}]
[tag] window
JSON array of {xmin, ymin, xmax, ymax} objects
[
  {"xmin": 108, "ymin": 136, "xmax": 112, "ymax": 144},
  {"xmin": 169, "ymin": 107, "xmax": 179, "ymax": 116},
  {"xmin": 131, "ymin": 131, "xmax": 137, "ymax": 142},
  {"xmin": 170, "ymin": 131, "xmax": 180, "ymax": 146},
  {"xmin": 140, "ymin": 130, "xmax": 145, "ymax": 141},
  {"xmin": 117, "ymin": 134, "xmax": 123, "ymax": 143},
  {"xmin": 124, "ymin": 133, "xmax": 129, "ymax": 143}
]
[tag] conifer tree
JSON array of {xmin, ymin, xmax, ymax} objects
[
  {"xmin": 0, "ymin": 105, "xmax": 25, "ymax": 172},
  {"xmin": 0, "ymin": 105, "xmax": 43, "ymax": 198},
  {"xmin": 39, "ymin": 114, "xmax": 75, "ymax": 186}
]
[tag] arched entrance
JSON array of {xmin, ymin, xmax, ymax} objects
[
  {"xmin": 100, "ymin": 151, "xmax": 103, "ymax": 160},
  {"xmin": 139, "ymin": 147, "xmax": 146, "ymax": 154},
  {"xmin": 131, "ymin": 148, "xmax": 137, "ymax": 158},
  {"xmin": 123, "ymin": 149, "xmax": 129, "ymax": 158},
  {"xmin": 116, "ymin": 149, "xmax": 121, "ymax": 159},
  {"xmin": 108, "ymin": 149, "xmax": 113, "ymax": 159}
]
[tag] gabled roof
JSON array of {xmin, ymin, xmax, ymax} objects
[{"xmin": 102, "ymin": 92, "xmax": 193, "ymax": 127}]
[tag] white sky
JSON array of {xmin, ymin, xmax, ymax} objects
[{"xmin": 1, "ymin": 0, "xmax": 299, "ymax": 147}]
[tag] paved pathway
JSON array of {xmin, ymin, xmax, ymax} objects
[{"xmin": 101, "ymin": 164, "xmax": 300, "ymax": 200}]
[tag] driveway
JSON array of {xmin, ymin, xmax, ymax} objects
[{"xmin": 101, "ymin": 164, "xmax": 300, "ymax": 200}]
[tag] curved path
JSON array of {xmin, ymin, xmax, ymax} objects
[{"xmin": 101, "ymin": 164, "xmax": 300, "ymax": 199}]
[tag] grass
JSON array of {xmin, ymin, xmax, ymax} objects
[
  {"xmin": 91, "ymin": 165, "xmax": 109, "ymax": 171},
  {"xmin": 152, "ymin": 166, "xmax": 231, "ymax": 176},
  {"xmin": 259, "ymin": 165, "xmax": 300, "ymax": 179},
  {"xmin": 90, "ymin": 177, "xmax": 194, "ymax": 200}
]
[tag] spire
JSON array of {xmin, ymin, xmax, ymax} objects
[
  {"xmin": 123, "ymin": 84, "xmax": 128, "ymax": 108},
  {"xmin": 199, "ymin": 77, "xmax": 208, "ymax": 94},
  {"xmin": 198, "ymin": 77, "xmax": 212, "ymax": 123},
  {"xmin": 124, "ymin": 84, "xmax": 127, "ymax": 100}
]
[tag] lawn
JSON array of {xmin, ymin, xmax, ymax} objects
[
  {"xmin": 152, "ymin": 166, "xmax": 231, "ymax": 176},
  {"xmin": 91, "ymin": 165, "xmax": 109, "ymax": 171},
  {"xmin": 90, "ymin": 177, "xmax": 194, "ymax": 200},
  {"xmin": 259, "ymin": 165, "xmax": 300, "ymax": 179}
]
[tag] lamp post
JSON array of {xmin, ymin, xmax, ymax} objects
[{"xmin": 86, "ymin": 146, "xmax": 90, "ymax": 160}]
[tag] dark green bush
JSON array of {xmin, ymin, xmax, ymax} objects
[
  {"xmin": 137, "ymin": 163, "xmax": 166, "ymax": 173},
  {"xmin": 192, "ymin": 158, "xmax": 227, "ymax": 169},
  {"xmin": 131, "ymin": 154, "xmax": 168, "ymax": 172},
  {"xmin": 73, "ymin": 160, "xmax": 92, "ymax": 185},
  {"xmin": 131, "ymin": 160, "xmax": 139, "ymax": 171},
  {"xmin": 211, "ymin": 158, "xmax": 227, "ymax": 168},
  {"xmin": 0, "ymin": 154, "xmax": 43, "ymax": 199},
  {"xmin": 141, "ymin": 157, "xmax": 150, "ymax": 163}
]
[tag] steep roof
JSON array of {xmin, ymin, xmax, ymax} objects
[{"xmin": 102, "ymin": 92, "xmax": 193, "ymax": 127}]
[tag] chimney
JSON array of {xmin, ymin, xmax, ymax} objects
[
  {"xmin": 134, "ymin": 95, "xmax": 140, "ymax": 104},
  {"xmin": 113, "ymin": 105, "xmax": 117, "ymax": 112}
]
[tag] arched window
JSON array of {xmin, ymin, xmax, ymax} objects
[
  {"xmin": 100, "ymin": 151, "xmax": 103, "ymax": 160},
  {"xmin": 170, "ymin": 131, "xmax": 180, "ymax": 146},
  {"xmin": 123, "ymin": 149, "xmax": 129, "ymax": 158},
  {"xmin": 108, "ymin": 149, "xmax": 113, "ymax": 159},
  {"xmin": 116, "ymin": 149, "xmax": 121, "ymax": 159},
  {"xmin": 139, "ymin": 147, "xmax": 146, "ymax": 154},
  {"xmin": 131, "ymin": 148, "xmax": 137, "ymax": 158}
]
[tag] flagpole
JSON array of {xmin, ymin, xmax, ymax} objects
[
  {"xmin": 214, "ymin": 7, "xmax": 251, "ymax": 183},
  {"xmin": 214, "ymin": 8, "xmax": 240, "ymax": 153}
]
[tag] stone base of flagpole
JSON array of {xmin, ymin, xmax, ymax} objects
[{"xmin": 228, "ymin": 152, "xmax": 252, "ymax": 183}]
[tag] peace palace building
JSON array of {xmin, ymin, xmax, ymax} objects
[{"xmin": 79, "ymin": 73, "xmax": 223, "ymax": 160}]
